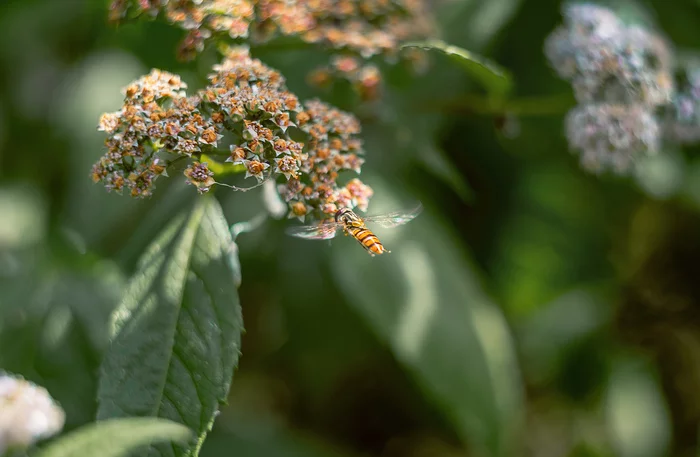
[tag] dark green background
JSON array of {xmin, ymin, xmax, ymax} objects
[{"xmin": 3, "ymin": 0, "xmax": 700, "ymax": 456}]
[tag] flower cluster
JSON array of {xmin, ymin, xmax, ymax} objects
[
  {"xmin": 184, "ymin": 161, "xmax": 216, "ymax": 193},
  {"xmin": 107, "ymin": 0, "xmax": 434, "ymax": 100},
  {"xmin": 545, "ymin": 4, "xmax": 672, "ymax": 104},
  {"xmin": 202, "ymin": 45, "xmax": 304, "ymax": 183},
  {"xmin": 91, "ymin": 69, "xmax": 221, "ymax": 197},
  {"xmin": 109, "ymin": 0, "xmax": 434, "ymax": 60},
  {"xmin": 292, "ymin": 0, "xmax": 434, "ymax": 60},
  {"xmin": 108, "ymin": 0, "xmax": 257, "ymax": 60},
  {"xmin": 0, "ymin": 373, "xmax": 65, "ymax": 454},
  {"xmin": 545, "ymin": 4, "xmax": 674, "ymax": 175},
  {"xmin": 566, "ymin": 104, "xmax": 660, "ymax": 174},
  {"xmin": 280, "ymin": 99, "xmax": 372, "ymax": 220},
  {"xmin": 93, "ymin": 47, "xmax": 372, "ymax": 221},
  {"xmin": 666, "ymin": 58, "xmax": 700, "ymax": 143}
]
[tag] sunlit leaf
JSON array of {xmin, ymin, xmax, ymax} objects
[
  {"xmin": 329, "ymin": 177, "xmax": 523, "ymax": 457},
  {"xmin": 97, "ymin": 197, "xmax": 243, "ymax": 457},
  {"xmin": 0, "ymin": 184, "xmax": 46, "ymax": 249},
  {"xmin": 634, "ymin": 150, "xmax": 685, "ymax": 200},
  {"xmin": 438, "ymin": 0, "xmax": 523, "ymax": 50},
  {"xmin": 402, "ymin": 39, "xmax": 513, "ymax": 98},
  {"xmin": 516, "ymin": 289, "xmax": 611, "ymax": 386},
  {"xmin": 605, "ymin": 354, "xmax": 671, "ymax": 457},
  {"xmin": 34, "ymin": 418, "xmax": 192, "ymax": 457},
  {"xmin": 200, "ymin": 154, "xmax": 245, "ymax": 177}
]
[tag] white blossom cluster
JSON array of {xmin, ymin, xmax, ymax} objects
[
  {"xmin": 0, "ymin": 373, "xmax": 65, "ymax": 454},
  {"xmin": 545, "ymin": 3, "xmax": 674, "ymax": 175}
]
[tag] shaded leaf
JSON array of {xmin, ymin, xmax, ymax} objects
[
  {"xmin": 0, "ymin": 255, "xmax": 125, "ymax": 430},
  {"xmin": 361, "ymin": 115, "xmax": 474, "ymax": 203},
  {"xmin": 416, "ymin": 143, "xmax": 474, "ymax": 202},
  {"xmin": 201, "ymin": 418, "xmax": 352, "ymax": 457},
  {"xmin": 516, "ymin": 289, "xmax": 611, "ymax": 386},
  {"xmin": 97, "ymin": 197, "xmax": 243, "ymax": 457},
  {"xmin": 329, "ymin": 177, "xmax": 523, "ymax": 457},
  {"xmin": 34, "ymin": 418, "xmax": 192, "ymax": 457},
  {"xmin": 402, "ymin": 40, "xmax": 513, "ymax": 98},
  {"xmin": 487, "ymin": 163, "xmax": 612, "ymax": 315},
  {"xmin": 437, "ymin": 0, "xmax": 523, "ymax": 50}
]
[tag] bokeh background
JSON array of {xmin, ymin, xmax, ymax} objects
[{"xmin": 4, "ymin": 0, "xmax": 700, "ymax": 456}]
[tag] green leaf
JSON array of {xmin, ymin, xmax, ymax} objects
[
  {"xmin": 437, "ymin": 0, "xmax": 523, "ymax": 51},
  {"xmin": 0, "ymin": 256, "xmax": 125, "ymax": 430},
  {"xmin": 605, "ymin": 353, "xmax": 671, "ymax": 457},
  {"xmin": 199, "ymin": 154, "xmax": 245, "ymax": 177},
  {"xmin": 97, "ymin": 197, "xmax": 243, "ymax": 457},
  {"xmin": 416, "ymin": 143, "xmax": 474, "ymax": 202},
  {"xmin": 402, "ymin": 39, "xmax": 513, "ymax": 99},
  {"xmin": 329, "ymin": 177, "xmax": 523, "ymax": 457},
  {"xmin": 34, "ymin": 418, "xmax": 193, "ymax": 457},
  {"xmin": 201, "ymin": 419, "xmax": 351, "ymax": 457},
  {"xmin": 633, "ymin": 149, "xmax": 685, "ymax": 200}
]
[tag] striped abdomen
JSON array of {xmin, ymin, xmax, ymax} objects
[{"xmin": 345, "ymin": 225, "xmax": 389, "ymax": 256}]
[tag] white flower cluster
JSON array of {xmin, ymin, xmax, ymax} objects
[
  {"xmin": 0, "ymin": 373, "xmax": 65, "ymax": 454},
  {"xmin": 545, "ymin": 3, "xmax": 674, "ymax": 175}
]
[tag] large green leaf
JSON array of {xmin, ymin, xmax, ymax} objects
[
  {"xmin": 34, "ymin": 418, "xmax": 192, "ymax": 457},
  {"xmin": 97, "ymin": 197, "xmax": 243, "ymax": 457},
  {"xmin": 402, "ymin": 40, "xmax": 513, "ymax": 99},
  {"xmin": 328, "ymin": 178, "xmax": 523, "ymax": 457}
]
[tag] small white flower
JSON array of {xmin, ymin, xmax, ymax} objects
[{"xmin": 0, "ymin": 373, "xmax": 65, "ymax": 454}]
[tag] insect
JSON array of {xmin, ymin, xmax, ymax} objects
[{"xmin": 286, "ymin": 203, "xmax": 422, "ymax": 256}]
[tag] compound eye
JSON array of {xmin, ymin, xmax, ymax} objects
[{"xmin": 335, "ymin": 208, "xmax": 350, "ymax": 223}]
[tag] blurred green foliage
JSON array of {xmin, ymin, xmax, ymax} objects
[{"xmin": 4, "ymin": 0, "xmax": 700, "ymax": 456}]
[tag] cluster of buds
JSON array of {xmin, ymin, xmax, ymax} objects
[
  {"xmin": 202, "ymin": 45, "xmax": 303, "ymax": 186},
  {"xmin": 107, "ymin": 0, "xmax": 434, "ymax": 98},
  {"xmin": 92, "ymin": 46, "xmax": 373, "ymax": 222},
  {"xmin": 545, "ymin": 4, "xmax": 674, "ymax": 175},
  {"xmin": 91, "ymin": 69, "xmax": 221, "ymax": 197}
]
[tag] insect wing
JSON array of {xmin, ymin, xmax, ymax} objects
[
  {"xmin": 285, "ymin": 222, "xmax": 341, "ymax": 240},
  {"xmin": 362, "ymin": 203, "xmax": 423, "ymax": 228}
]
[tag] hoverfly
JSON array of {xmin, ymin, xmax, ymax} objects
[{"xmin": 286, "ymin": 203, "xmax": 422, "ymax": 256}]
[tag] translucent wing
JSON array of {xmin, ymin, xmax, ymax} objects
[
  {"xmin": 285, "ymin": 221, "xmax": 342, "ymax": 240},
  {"xmin": 362, "ymin": 203, "xmax": 423, "ymax": 228}
]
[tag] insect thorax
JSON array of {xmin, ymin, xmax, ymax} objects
[{"xmin": 335, "ymin": 207, "xmax": 359, "ymax": 224}]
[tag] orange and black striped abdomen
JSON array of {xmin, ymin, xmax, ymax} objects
[{"xmin": 346, "ymin": 225, "xmax": 389, "ymax": 256}]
